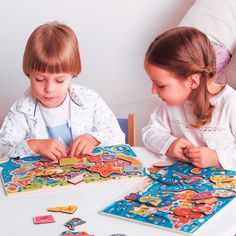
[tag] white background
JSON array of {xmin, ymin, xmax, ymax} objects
[{"xmin": 0, "ymin": 0, "xmax": 195, "ymax": 145}]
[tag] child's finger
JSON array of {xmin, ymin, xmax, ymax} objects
[
  {"xmin": 175, "ymin": 151, "xmax": 191, "ymax": 162},
  {"xmin": 86, "ymin": 145, "xmax": 95, "ymax": 155},
  {"xmin": 74, "ymin": 143, "xmax": 86, "ymax": 157},
  {"xmin": 53, "ymin": 148, "xmax": 64, "ymax": 159},
  {"xmin": 191, "ymin": 161, "xmax": 201, "ymax": 168},
  {"xmin": 56, "ymin": 143, "xmax": 67, "ymax": 157},
  {"xmin": 68, "ymin": 140, "xmax": 79, "ymax": 157},
  {"xmin": 181, "ymin": 139, "xmax": 193, "ymax": 147},
  {"xmin": 48, "ymin": 152, "xmax": 58, "ymax": 162},
  {"xmin": 80, "ymin": 146, "xmax": 88, "ymax": 156},
  {"xmin": 184, "ymin": 146, "xmax": 200, "ymax": 153},
  {"xmin": 81, "ymin": 145, "xmax": 93, "ymax": 156}
]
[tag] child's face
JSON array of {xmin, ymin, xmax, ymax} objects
[
  {"xmin": 144, "ymin": 61, "xmax": 192, "ymax": 106},
  {"xmin": 29, "ymin": 71, "xmax": 72, "ymax": 108}
]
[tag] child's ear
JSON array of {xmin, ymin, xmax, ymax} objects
[{"xmin": 187, "ymin": 74, "xmax": 200, "ymax": 89}]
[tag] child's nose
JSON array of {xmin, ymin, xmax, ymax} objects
[
  {"xmin": 45, "ymin": 81, "xmax": 55, "ymax": 93},
  {"xmin": 152, "ymin": 84, "xmax": 158, "ymax": 94}
]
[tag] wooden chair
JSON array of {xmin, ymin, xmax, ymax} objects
[{"xmin": 117, "ymin": 113, "xmax": 135, "ymax": 146}]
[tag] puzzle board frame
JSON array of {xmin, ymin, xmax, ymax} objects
[
  {"xmin": 100, "ymin": 161, "xmax": 236, "ymax": 235},
  {"xmin": 0, "ymin": 144, "xmax": 144, "ymax": 196}
]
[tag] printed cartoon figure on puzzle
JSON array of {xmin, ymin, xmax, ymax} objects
[
  {"xmin": 0, "ymin": 144, "xmax": 144, "ymax": 196},
  {"xmin": 100, "ymin": 161, "xmax": 236, "ymax": 235}
]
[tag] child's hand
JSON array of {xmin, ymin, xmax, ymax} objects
[
  {"xmin": 165, "ymin": 138, "xmax": 192, "ymax": 162},
  {"xmin": 184, "ymin": 146, "xmax": 221, "ymax": 168},
  {"xmin": 27, "ymin": 139, "xmax": 67, "ymax": 161},
  {"xmin": 68, "ymin": 134, "xmax": 100, "ymax": 157}
]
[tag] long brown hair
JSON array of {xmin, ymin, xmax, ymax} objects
[
  {"xmin": 23, "ymin": 21, "xmax": 81, "ymax": 77},
  {"xmin": 146, "ymin": 27, "xmax": 216, "ymax": 127}
]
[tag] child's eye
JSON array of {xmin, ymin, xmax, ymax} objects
[
  {"xmin": 56, "ymin": 80, "xmax": 65, "ymax": 84},
  {"xmin": 35, "ymin": 78, "xmax": 43, "ymax": 82},
  {"xmin": 154, "ymin": 82, "xmax": 165, "ymax": 88}
]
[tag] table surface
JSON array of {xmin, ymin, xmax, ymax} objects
[{"xmin": 0, "ymin": 147, "xmax": 236, "ymax": 236}]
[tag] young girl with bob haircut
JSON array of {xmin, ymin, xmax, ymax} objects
[
  {"xmin": 143, "ymin": 27, "xmax": 236, "ymax": 171},
  {"xmin": 0, "ymin": 22, "xmax": 125, "ymax": 161}
]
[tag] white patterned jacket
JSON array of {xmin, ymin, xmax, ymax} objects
[{"xmin": 0, "ymin": 83, "xmax": 125, "ymax": 158}]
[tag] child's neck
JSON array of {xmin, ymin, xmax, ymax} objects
[{"xmin": 207, "ymin": 78, "xmax": 225, "ymax": 98}]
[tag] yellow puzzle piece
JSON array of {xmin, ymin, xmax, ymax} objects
[
  {"xmin": 47, "ymin": 205, "xmax": 78, "ymax": 214},
  {"xmin": 59, "ymin": 157, "xmax": 78, "ymax": 166}
]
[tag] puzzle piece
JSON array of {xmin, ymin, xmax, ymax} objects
[
  {"xmin": 72, "ymin": 163, "xmax": 89, "ymax": 169},
  {"xmin": 34, "ymin": 168, "xmax": 57, "ymax": 176},
  {"xmin": 184, "ymin": 176, "xmax": 203, "ymax": 184},
  {"xmin": 64, "ymin": 217, "xmax": 86, "ymax": 231},
  {"xmin": 190, "ymin": 191, "xmax": 213, "ymax": 200},
  {"xmin": 213, "ymin": 189, "xmax": 236, "ymax": 198},
  {"xmin": 125, "ymin": 192, "xmax": 141, "ymax": 201},
  {"xmin": 33, "ymin": 215, "xmax": 55, "ymax": 224},
  {"xmin": 67, "ymin": 173, "xmax": 85, "ymax": 184},
  {"xmin": 87, "ymin": 155, "xmax": 102, "ymax": 163},
  {"xmin": 130, "ymin": 205, "xmax": 157, "ymax": 217},
  {"xmin": 147, "ymin": 166, "xmax": 162, "ymax": 174},
  {"xmin": 131, "ymin": 158, "xmax": 143, "ymax": 166},
  {"xmin": 116, "ymin": 154, "xmax": 133, "ymax": 163},
  {"xmin": 191, "ymin": 168, "xmax": 202, "ymax": 175},
  {"xmin": 89, "ymin": 165, "xmax": 122, "ymax": 177},
  {"xmin": 123, "ymin": 166, "xmax": 143, "ymax": 176},
  {"xmin": 109, "ymin": 234, "xmax": 127, "ymax": 236},
  {"xmin": 195, "ymin": 197, "xmax": 218, "ymax": 204},
  {"xmin": 48, "ymin": 205, "xmax": 78, "ymax": 214},
  {"xmin": 158, "ymin": 175, "xmax": 181, "ymax": 185},
  {"xmin": 61, "ymin": 231, "xmax": 90, "ymax": 236},
  {"xmin": 101, "ymin": 153, "xmax": 117, "ymax": 162},
  {"xmin": 153, "ymin": 161, "xmax": 173, "ymax": 167},
  {"xmin": 173, "ymin": 208, "xmax": 203, "ymax": 219},
  {"xmin": 210, "ymin": 175, "xmax": 236, "ymax": 183},
  {"xmin": 60, "ymin": 157, "xmax": 78, "ymax": 166},
  {"xmin": 139, "ymin": 196, "xmax": 161, "ymax": 206}
]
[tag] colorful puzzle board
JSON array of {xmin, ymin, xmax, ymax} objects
[
  {"xmin": 100, "ymin": 161, "xmax": 236, "ymax": 235},
  {"xmin": 0, "ymin": 144, "xmax": 144, "ymax": 196}
]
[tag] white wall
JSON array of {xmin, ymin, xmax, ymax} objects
[{"xmin": 0, "ymin": 0, "xmax": 195, "ymax": 146}]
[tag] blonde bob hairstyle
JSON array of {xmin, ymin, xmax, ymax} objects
[{"xmin": 23, "ymin": 21, "xmax": 81, "ymax": 77}]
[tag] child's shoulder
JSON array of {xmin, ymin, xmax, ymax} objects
[
  {"xmin": 222, "ymin": 84, "xmax": 236, "ymax": 98},
  {"xmin": 216, "ymin": 84, "xmax": 236, "ymax": 106},
  {"xmin": 69, "ymin": 83, "xmax": 100, "ymax": 98},
  {"xmin": 69, "ymin": 83, "xmax": 103, "ymax": 106},
  {"xmin": 10, "ymin": 88, "xmax": 36, "ymax": 113}
]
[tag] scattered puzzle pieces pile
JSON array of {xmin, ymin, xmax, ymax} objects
[
  {"xmin": 33, "ymin": 205, "xmax": 92, "ymax": 235},
  {"xmin": 101, "ymin": 161, "xmax": 236, "ymax": 235},
  {"xmin": 0, "ymin": 145, "xmax": 144, "ymax": 195}
]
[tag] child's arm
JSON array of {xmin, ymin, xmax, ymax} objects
[
  {"xmin": 211, "ymin": 103, "xmax": 236, "ymax": 170},
  {"xmin": 184, "ymin": 95, "xmax": 236, "ymax": 170},
  {"xmin": 0, "ymin": 106, "xmax": 36, "ymax": 158},
  {"xmin": 142, "ymin": 102, "xmax": 178, "ymax": 157},
  {"xmin": 84, "ymin": 92, "xmax": 125, "ymax": 146}
]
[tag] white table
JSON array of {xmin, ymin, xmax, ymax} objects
[{"xmin": 0, "ymin": 147, "xmax": 236, "ymax": 236}]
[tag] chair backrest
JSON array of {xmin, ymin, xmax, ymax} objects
[{"xmin": 117, "ymin": 113, "xmax": 135, "ymax": 146}]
